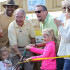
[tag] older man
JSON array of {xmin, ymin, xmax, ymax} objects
[
  {"xmin": 0, "ymin": 0, "xmax": 19, "ymax": 48},
  {"xmin": 8, "ymin": 8, "xmax": 35, "ymax": 70}
]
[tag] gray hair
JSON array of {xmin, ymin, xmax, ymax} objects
[
  {"xmin": 36, "ymin": 5, "xmax": 47, "ymax": 11},
  {"xmin": 14, "ymin": 8, "xmax": 26, "ymax": 16}
]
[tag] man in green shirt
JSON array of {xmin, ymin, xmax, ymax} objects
[{"xmin": 35, "ymin": 5, "xmax": 58, "ymax": 37}]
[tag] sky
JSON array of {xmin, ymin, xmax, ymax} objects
[{"xmin": 0, "ymin": 0, "xmax": 7, "ymax": 2}]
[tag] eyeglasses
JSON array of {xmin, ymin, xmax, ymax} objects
[{"xmin": 35, "ymin": 10, "xmax": 44, "ymax": 13}]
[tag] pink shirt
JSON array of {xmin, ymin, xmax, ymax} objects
[{"xmin": 30, "ymin": 41, "xmax": 56, "ymax": 70}]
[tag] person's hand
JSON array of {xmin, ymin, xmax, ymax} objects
[
  {"xmin": 26, "ymin": 45, "xmax": 31, "ymax": 50},
  {"xmin": 27, "ymin": 44, "xmax": 36, "ymax": 47},
  {"xmin": 26, "ymin": 44, "xmax": 32, "ymax": 46},
  {"xmin": 0, "ymin": 27, "xmax": 4, "ymax": 37},
  {"xmin": 19, "ymin": 54, "xmax": 23, "ymax": 59},
  {"xmin": 6, "ymin": 63, "xmax": 12, "ymax": 68},
  {"xmin": 54, "ymin": 18, "xmax": 62, "ymax": 27},
  {"xmin": 16, "ymin": 53, "xmax": 23, "ymax": 59}
]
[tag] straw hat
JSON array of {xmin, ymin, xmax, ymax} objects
[{"xmin": 2, "ymin": 0, "xmax": 19, "ymax": 9}]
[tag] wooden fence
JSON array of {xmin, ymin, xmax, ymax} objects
[{"xmin": 0, "ymin": 0, "xmax": 63, "ymax": 13}]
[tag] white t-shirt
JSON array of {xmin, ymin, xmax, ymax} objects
[{"xmin": 0, "ymin": 61, "xmax": 13, "ymax": 70}]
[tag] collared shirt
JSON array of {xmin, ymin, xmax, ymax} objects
[
  {"xmin": 8, "ymin": 19, "xmax": 35, "ymax": 47},
  {"xmin": 0, "ymin": 12, "xmax": 14, "ymax": 48},
  {"xmin": 40, "ymin": 13, "xmax": 58, "ymax": 37}
]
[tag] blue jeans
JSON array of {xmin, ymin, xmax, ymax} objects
[
  {"xmin": 63, "ymin": 59, "xmax": 70, "ymax": 70},
  {"xmin": 56, "ymin": 58, "xmax": 64, "ymax": 70}
]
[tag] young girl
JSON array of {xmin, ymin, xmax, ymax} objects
[
  {"xmin": 26, "ymin": 28, "xmax": 57, "ymax": 70},
  {"xmin": 0, "ymin": 47, "xmax": 13, "ymax": 70}
]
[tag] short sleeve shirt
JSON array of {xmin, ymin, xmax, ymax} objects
[
  {"xmin": 8, "ymin": 19, "xmax": 35, "ymax": 47},
  {"xmin": 0, "ymin": 12, "xmax": 14, "ymax": 48},
  {"xmin": 40, "ymin": 13, "xmax": 58, "ymax": 38}
]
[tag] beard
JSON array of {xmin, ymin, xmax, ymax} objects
[
  {"xmin": 37, "ymin": 17, "xmax": 42, "ymax": 22},
  {"xmin": 38, "ymin": 19, "xmax": 42, "ymax": 22},
  {"xmin": 6, "ymin": 10, "xmax": 13, "ymax": 17}
]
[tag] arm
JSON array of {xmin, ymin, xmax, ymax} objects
[
  {"xmin": 58, "ymin": 25, "xmax": 70, "ymax": 42},
  {"xmin": 29, "ymin": 21, "xmax": 46, "ymax": 47},
  {"xmin": 30, "ymin": 47, "xmax": 44, "ymax": 54},
  {"xmin": 35, "ymin": 42, "xmax": 46, "ymax": 47},
  {"xmin": 26, "ymin": 45, "xmax": 44, "ymax": 54},
  {"xmin": 29, "ymin": 42, "xmax": 46, "ymax": 47},
  {"xmin": 55, "ymin": 19, "xmax": 70, "ymax": 42},
  {"xmin": 0, "ymin": 27, "xmax": 4, "ymax": 38},
  {"xmin": 31, "ymin": 43, "xmax": 55, "ymax": 61},
  {"xmin": 6, "ymin": 63, "xmax": 12, "ymax": 68},
  {"xmin": 8, "ymin": 26, "xmax": 22, "ymax": 58},
  {"xmin": 30, "ymin": 38, "xmax": 36, "ymax": 44},
  {"xmin": 29, "ymin": 21, "xmax": 36, "ymax": 44},
  {"xmin": 11, "ymin": 45, "xmax": 22, "ymax": 58}
]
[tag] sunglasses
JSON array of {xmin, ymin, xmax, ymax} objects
[
  {"xmin": 35, "ymin": 10, "xmax": 44, "ymax": 13},
  {"xmin": 62, "ymin": 6, "xmax": 70, "ymax": 13},
  {"xmin": 62, "ymin": 7, "xmax": 66, "ymax": 9},
  {"xmin": 62, "ymin": 7, "xmax": 70, "ymax": 10}
]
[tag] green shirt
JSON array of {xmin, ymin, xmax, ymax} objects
[{"xmin": 40, "ymin": 13, "xmax": 58, "ymax": 37}]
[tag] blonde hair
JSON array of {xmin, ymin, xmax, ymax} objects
[
  {"xmin": 42, "ymin": 28, "xmax": 57, "ymax": 42},
  {"xmin": 42, "ymin": 28, "xmax": 58, "ymax": 52},
  {"xmin": 0, "ymin": 47, "xmax": 9, "ymax": 60}
]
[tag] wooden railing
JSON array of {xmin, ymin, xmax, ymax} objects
[{"xmin": 0, "ymin": 0, "xmax": 63, "ymax": 13}]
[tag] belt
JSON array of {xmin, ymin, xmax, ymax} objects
[{"xmin": 18, "ymin": 46, "xmax": 25, "ymax": 48}]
